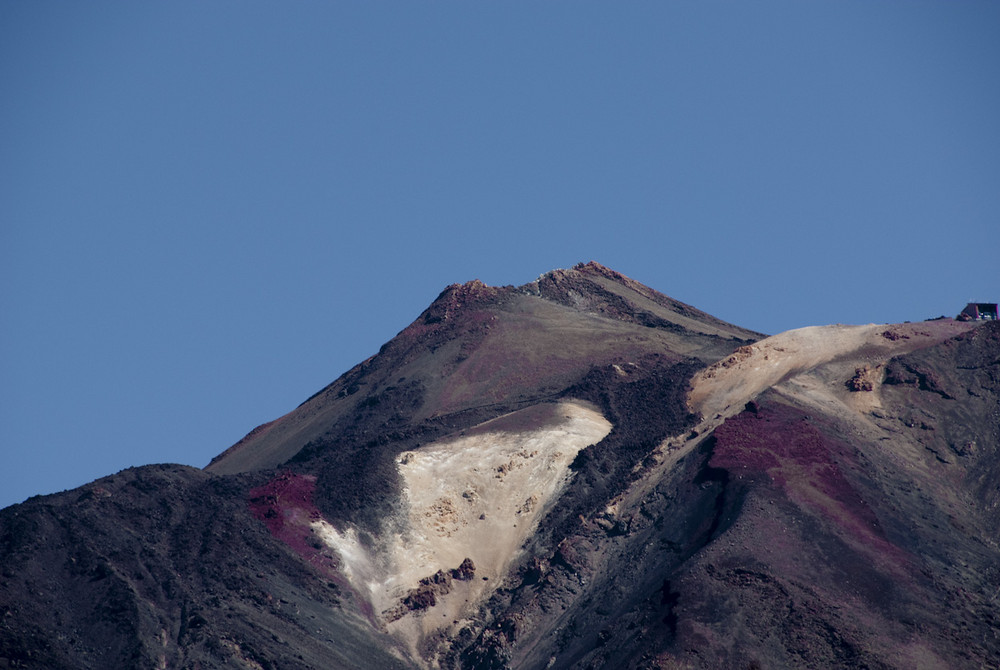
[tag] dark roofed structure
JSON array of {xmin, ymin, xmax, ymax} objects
[{"xmin": 958, "ymin": 302, "xmax": 998, "ymax": 321}]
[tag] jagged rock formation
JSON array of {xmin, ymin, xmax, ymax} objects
[{"xmin": 2, "ymin": 262, "xmax": 998, "ymax": 669}]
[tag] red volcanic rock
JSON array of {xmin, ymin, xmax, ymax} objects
[
  {"xmin": 709, "ymin": 400, "xmax": 905, "ymax": 564},
  {"xmin": 402, "ymin": 584, "xmax": 438, "ymax": 611},
  {"xmin": 248, "ymin": 472, "xmax": 342, "ymax": 579},
  {"xmin": 386, "ymin": 560, "xmax": 477, "ymax": 620},
  {"xmin": 881, "ymin": 328, "xmax": 910, "ymax": 341},
  {"xmin": 845, "ymin": 365, "xmax": 878, "ymax": 391}
]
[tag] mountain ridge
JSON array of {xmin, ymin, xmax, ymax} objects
[{"xmin": 2, "ymin": 263, "xmax": 998, "ymax": 669}]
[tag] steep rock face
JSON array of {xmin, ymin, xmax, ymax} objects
[{"xmin": 2, "ymin": 265, "xmax": 998, "ymax": 669}]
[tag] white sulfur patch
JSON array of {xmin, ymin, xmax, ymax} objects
[
  {"xmin": 310, "ymin": 521, "xmax": 380, "ymax": 599},
  {"xmin": 388, "ymin": 399, "xmax": 609, "ymax": 595},
  {"xmin": 312, "ymin": 399, "xmax": 611, "ymax": 656}
]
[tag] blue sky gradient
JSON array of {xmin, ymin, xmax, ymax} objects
[{"xmin": 2, "ymin": 2, "xmax": 998, "ymax": 508}]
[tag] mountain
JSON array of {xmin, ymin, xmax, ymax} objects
[{"xmin": 2, "ymin": 262, "xmax": 998, "ymax": 669}]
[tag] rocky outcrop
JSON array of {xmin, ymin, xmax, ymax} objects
[{"xmin": 845, "ymin": 364, "xmax": 882, "ymax": 391}]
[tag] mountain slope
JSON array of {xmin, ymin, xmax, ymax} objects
[
  {"xmin": 208, "ymin": 261, "xmax": 756, "ymax": 476},
  {"xmin": 2, "ymin": 263, "xmax": 998, "ymax": 669},
  {"xmin": 488, "ymin": 319, "xmax": 999, "ymax": 669},
  {"xmin": 206, "ymin": 262, "xmax": 756, "ymax": 533}
]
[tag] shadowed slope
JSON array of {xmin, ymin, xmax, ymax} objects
[{"xmin": 0, "ymin": 467, "xmax": 411, "ymax": 670}]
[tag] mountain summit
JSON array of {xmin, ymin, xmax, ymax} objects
[
  {"xmin": 2, "ymin": 263, "xmax": 998, "ymax": 669},
  {"xmin": 208, "ymin": 261, "xmax": 758, "ymax": 475}
]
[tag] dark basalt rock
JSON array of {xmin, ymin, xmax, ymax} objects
[{"xmin": 451, "ymin": 558, "xmax": 476, "ymax": 581}]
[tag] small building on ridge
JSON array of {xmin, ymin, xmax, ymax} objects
[{"xmin": 958, "ymin": 302, "xmax": 998, "ymax": 321}]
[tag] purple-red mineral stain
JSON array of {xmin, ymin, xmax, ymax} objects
[
  {"xmin": 710, "ymin": 402, "xmax": 908, "ymax": 568},
  {"xmin": 249, "ymin": 472, "xmax": 340, "ymax": 578}
]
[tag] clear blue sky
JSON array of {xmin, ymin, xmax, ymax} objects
[{"xmin": 2, "ymin": 2, "xmax": 998, "ymax": 509}]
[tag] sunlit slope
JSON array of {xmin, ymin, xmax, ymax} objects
[{"xmin": 687, "ymin": 319, "xmax": 975, "ymax": 427}]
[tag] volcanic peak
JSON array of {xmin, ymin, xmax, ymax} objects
[
  {"xmin": 420, "ymin": 279, "xmax": 508, "ymax": 325},
  {"xmin": 3, "ymin": 263, "xmax": 1000, "ymax": 670},
  {"xmin": 206, "ymin": 263, "xmax": 757, "ymax": 477}
]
